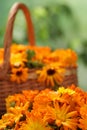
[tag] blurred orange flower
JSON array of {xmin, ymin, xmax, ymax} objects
[
  {"xmin": 37, "ymin": 63, "xmax": 65, "ymax": 87},
  {"xmin": 10, "ymin": 66, "xmax": 29, "ymax": 84},
  {"xmin": 0, "ymin": 85, "xmax": 86, "ymax": 129}
]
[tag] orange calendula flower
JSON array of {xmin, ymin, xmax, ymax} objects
[
  {"xmin": 49, "ymin": 91, "xmax": 72, "ymax": 105},
  {"xmin": 6, "ymin": 93, "xmax": 27, "ymax": 111},
  {"xmin": 10, "ymin": 52, "xmax": 27, "ymax": 67},
  {"xmin": 58, "ymin": 87, "xmax": 76, "ymax": 95},
  {"xmin": 33, "ymin": 89, "xmax": 52, "ymax": 111},
  {"xmin": 45, "ymin": 101, "xmax": 78, "ymax": 130},
  {"xmin": 79, "ymin": 114, "xmax": 87, "ymax": 130},
  {"xmin": 11, "ymin": 44, "xmax": 28, "ymax": 53},
  {"xmin": 10, "ymin": 66, "xmax": 29, "ymax": 84},
  {"xmin": 50, "ymin": 49, "xmax": 77, "ymax": 67},
  {"xmin": 37, "ymin": 63, "xmax": 65, "ymax": 87},
  {"xmin": 80, "ymin": 104, "xmax": 87, "ymax": 116},
  {"xmin": 1, "ymin": 85, "xmax": 87, "ymax": 129},
  {"xmin": 18, "ymin": 113, "xmax": 53, "ymax": 130},
  {"xmin": 5, "ymin": 102, "xmax": 30, "ymax": 126},
  {"xmin": 27, "ymin": 45, "xmax": 51, "ymax": 62},
  {"xmin": 22, "ymin": 90, "xmax": 39, "ymax": 102},
  {"xmin": 42, "ymin": 49, "xmax": 77, "ymax": 67},
  {"xmin": 0, "ymin": 113, "xmax": 15, "ymax": 129},
  {"xmin": 79, "ymin": 104, "xmax": 87, "ymax": 129}
]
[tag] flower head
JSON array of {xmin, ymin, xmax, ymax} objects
[
  {"xmin": 18, "ymin": 113, "xmax": 53, "ymax": 130},
  {"xmin": 37, "ymin": 63, "xmax": 65, "ymax": 87},
  {"xmin": 11, "ymin": 52, "xmax": 27, "ymax": 67},
  {"xmin": 45, "ymin": 100, "xmax": 78, "ymax": 129},
  {"xmin": 58, "ymin": 86, "xmax": 76, "ymax": 95},
  {"xmin": 0, "ymin": 113, "xmax": 15, "ymax": 129},
  {"xmin": 78, "ymin": 104, "xmax": 87, "ymax": 130},
  {"xmin": 10, "ymin": 66, "xmax": 29, "ymax": 84}
]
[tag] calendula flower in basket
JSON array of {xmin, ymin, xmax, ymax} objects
[
  {"xmin": 0, "ymin": 84, "xmax": 87, "ymax": 130},
  {"xmin": 0, "ymin": 44, "xmax": 77, "ymax": 88}
]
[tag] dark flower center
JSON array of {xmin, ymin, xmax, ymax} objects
[
  {"xmin": 16, "ymin": 70, "xmax": 22, "ymax": 76},
  {"xmin": 47, "ymin": 69, "xmax": 56, "ymax": 75}
]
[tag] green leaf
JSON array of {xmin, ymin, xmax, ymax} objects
[
  {"xmin": 26, "ymin": 50, "xmax": 36, "ymax": 60},
  {"xmin": 10, "ymin": 101, "xmax": 16, "ymax": 107},
  {"xmin": 27, "ymin": 60, "xmax": 44, "ymax": 68},
  {"xmin": 4, "ymin": 128, "xmax": 8, "ymax": 130}
]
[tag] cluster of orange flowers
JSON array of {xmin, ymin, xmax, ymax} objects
[
  {"xmin": 0, "ymin": 44, "xmax": 77, "ymax": 87},
  {"xmin": 0, "ymin": 85, "xmax": 87, "ymax": 130}
]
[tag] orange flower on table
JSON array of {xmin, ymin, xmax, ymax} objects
[
  {"xmin": 6, "ymin": 93, "xmax": 27, "ymax": 111},
  {"xmin": 33, "ymin": 89, "xmax": 52, "ymax": 111},
  {"xmin": 10, "ymin": 66, "xmax": 29, "ymax": 84},
  {"xmin": 79, "ymin": 107, "xmax": 87, "ymax": 130},
  {"xmin": 80, "ymin": 104, "xmax": 87, "ymax": 116},
  {"xmin": 8, "ymin": 102, "xmax": 29, "ymax": 116},
  {"xmin": 45, "ymin": 100, "xmax": 78, "ymax": 130},
  {"xmin": 69, "ymin": 86, "xmax": 87, "ymax": 111},
  {"xmin": 18, "ymin": 111, "xmax": 53, "ymax": 130},
  {"xmin": 49, "ymin": 90, "xmax": 72, "ymax": 106},
  {"xmin": 79, "ymin": 104, "xmax": 87, "ymax": 130},
  {"xmin": 37, "ymin": 63, "xmax": 65, "ymax": 87},
  {"xmin": 6, "ymin": 91, "xmax": 39, "ymax": 113},
  {"xmin": 0, "ymin": 102, "xmax": 29, "ymax": 130},
  {"xmin": 0, "ymin": 113, "xmax": 15, "ymax": 130},
  {"xmin": 1, "ymin": 86, "xmax": 87, "ymax": 129},
  {"xmin": 22, "ymin": 90, "xmax": 39, "ymax": 102},
  {"xmin": 79, "ymin": 115, "xmax": 87, "ymax": 130}
]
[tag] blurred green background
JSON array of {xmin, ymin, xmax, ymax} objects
[{"xmin": 0, "ymin": 0, "xmax": 87, "ymax": 90}]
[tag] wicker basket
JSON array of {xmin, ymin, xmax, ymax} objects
[{"xmin": 0, "ymin": 3, "xmax": 78, "ymax": 115}]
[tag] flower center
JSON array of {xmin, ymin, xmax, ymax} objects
[
  {"xmin": 16, "ymin": 70, "xmax": 22, "ymax": 76},
  {"xmin": 47, "ymin": 69, "xmax": 56, "ymax": 75}
]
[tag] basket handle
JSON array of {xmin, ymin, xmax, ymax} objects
[{"xmin": 2, "ymin": 3, "xmax": 35, "ymax": 78}]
